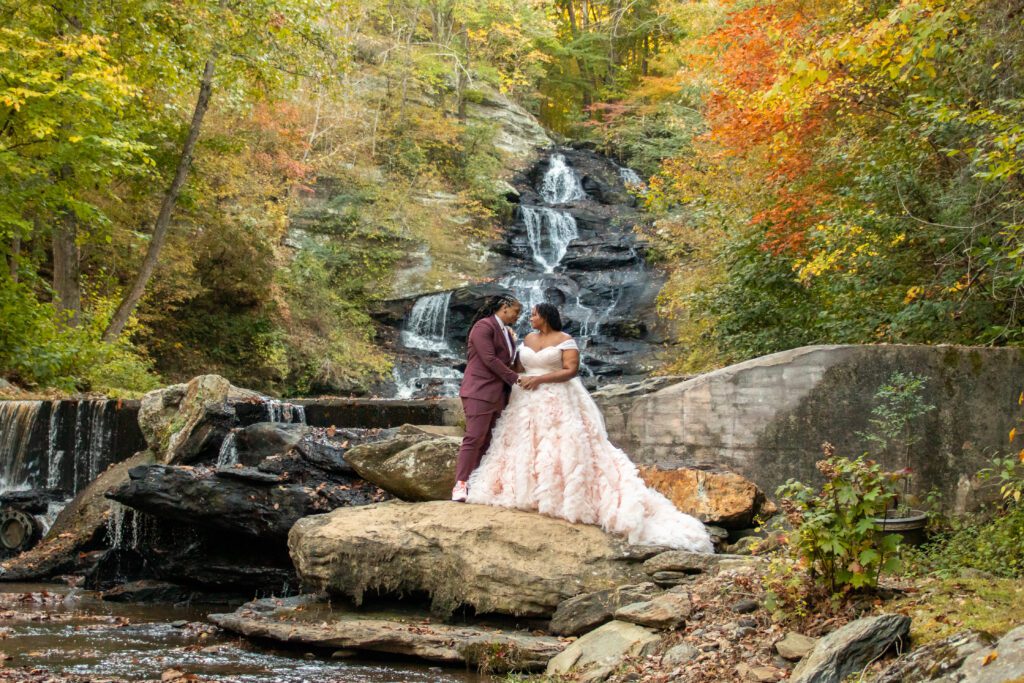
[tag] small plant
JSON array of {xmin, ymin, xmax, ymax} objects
[
  {"xmin": 774, "ymin": 444, "xmax": 905, "ymax": 597},
  {"xmin": 860, "ymin": 371, "xmax": 936, "ymax": 515}
]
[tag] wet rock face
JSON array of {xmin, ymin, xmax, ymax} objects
[
  {"xmin": 382, "ymin": 147, "xmax": 666, "ymax": 397},
  {"xmin": 108, "ymin": 464, "xmax": 385, "ymax": 540},
  {"xmin": 97, "ymin": 425, "xmax": 390, "ymax": 594}
]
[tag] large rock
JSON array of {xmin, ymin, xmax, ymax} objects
[
  {"xmin": 107, "ymin": 464, "xmax": 385, "ymax": 540},
  {"xmin": 549, "ymin": 582, "xmax": 662, "ymax": 636},
  {"xmin": 948, "ymin": 625, "xmax": 1024, "ymax": 682},
  {"xmin": 874, "ymin": 630, "xmax": 996, "ymax": 683},
  {"xmin": 791, "ymin": 614, "xmax": 911, "ymax": 683},
  {"xmin": 343, "ymin": 431, "xmax": 459, "ymax": 501},
  {"xmin": 639, "ymin": 466, "xmax": 768, "ymax": 529},
  {"xmin": 211, "ymin": 595, "xmax": 564, "ymax": 672},
  {"xmin": 288, "ymin": 501, "xmax": 650, "ymax": 617},
  {"xmin": 545, "ymin": 620, "xmax": 661, "ymax": 680},
  {"xmin": 137, "ymin": 375, "xmax": 264, "ymax": 464},
  {"xmin": 232, "ymin": 422, "xmax": 311, "ymax": 465},
  {"xmin": 0, "ymin": 452, "xmax": 153, "ymax": 581}
]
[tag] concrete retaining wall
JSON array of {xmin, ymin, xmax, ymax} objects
[{"xmin": 594, "ymin": 345, "xmax": 1024, "ymax": 511}]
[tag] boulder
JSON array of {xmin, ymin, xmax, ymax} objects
[
  {"xmin": 343, "ymin": 433, "xmax": 459, "ymax": 501},
  {"xmin": 107, "ymin": 464, "xmax": 385, "ymax": 540},
  {"xmin": 549, "ymin": 582, "xmax": 662, "ymax": 636},
  {"xmin": 545, "ymin": 620, "xmax": 661, "ymax": 679},
  {"xmin": 939, "ymin": 625, "xmax": 1024, "ymax": 682},
  {"xmin": 614, "ymin": 588, "xmax": 692, "ymax": 630},
  {"xmin": 137, "ymin": 375, "xmax": 265, "ymax": 464},
  {"xmin": 288, "ymin": 501, "xmax": 649, "ymax": 617},
  {"xmin": 639, "ymin": 466, "xmax": 768, "ymax": 529},
  {"xmin": 776, "ymin": 631, "xmax": 819, "ymax": 661},
  {"xmin": 232, "ymin": 422, "xmax": 311, "ymax": 465},
  {"xmin": 211, "ymin": 594, "xmax": 564, "ymax": 672},
  {"xmin": 874, "ymin": 630, "xmax": 996, "ymax": 682},
  {"xmin": 0, "ymin": 452, "xmax": 153, "ymax": 581},
  {"xmin": 791, "ymin": 614, "xmax": 911, "ymax": 683}
]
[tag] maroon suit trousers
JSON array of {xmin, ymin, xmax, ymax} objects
[{"xmin": 455, "ymin": 396, "xmax": 505, "ymax": 482}]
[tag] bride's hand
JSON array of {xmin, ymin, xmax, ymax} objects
[{"xmin": 518, "ymin": 376, "xmax": 541, "ymax": 390}]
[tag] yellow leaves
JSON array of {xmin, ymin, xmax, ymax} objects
[
  {"xmin": 904, "ymin": 285, "xmax": 925, "ymax": 304},
  {"xmin": 1010, "ymin": 427, "xmax": 1017, "ymax": 444}
]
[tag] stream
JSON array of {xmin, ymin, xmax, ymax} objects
[{"xmin": 0, "ymin": 584, "xmax": 486, "ymax": 682}]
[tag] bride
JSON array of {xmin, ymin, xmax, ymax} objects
[{"xmin": 466, "ymin": 302, "xmax": 714, "ymax": 553}]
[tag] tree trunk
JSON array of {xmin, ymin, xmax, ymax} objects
[
  {"xmin": 103, "ymin": 55, "xmax": 217, "ymax": 342},
  {"xmin": 52, "ymin": 189, "xmax": 81, "ymax": 325},
  {"xmin": 8, "ymin": 236, "xmax": 20, "ymax": 282}
]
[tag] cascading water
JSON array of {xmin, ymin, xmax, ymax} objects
[
  {"xmin": 521, "ymin": 207, "xmax": 579, "ymax": 273},
  {"xmin": 389, "ymin": 148, "xmax": 658, "ymax": 394},
  {"xmin": 541, "ymin": 153, "xmax": 586, "ymax": 204},
  {"xmin": 0, "ymin": 402, "xmax": 41, "ymax": 493},
  {"xmin": 618, "ymin": 165, "xmax": 644, "ymax": 187},
  {"xmin": 401, "ymin": 292, "xmax": 453, "ymax": 353}
]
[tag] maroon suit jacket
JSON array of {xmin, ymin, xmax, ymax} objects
[{"xmin": 459, "ymin": 316, "xmax": 519, "ymax": 404}]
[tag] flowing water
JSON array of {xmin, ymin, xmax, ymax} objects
[
  {"xmin": 540, "ymin": 153, "xmax": 586, "ymax": 204},
  {"xmin": 0, "ymin": 584, "xmax": 484, "ymax": 682}
]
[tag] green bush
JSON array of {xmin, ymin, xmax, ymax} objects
[{"xmin": 773, "ymin": 448, "xmax": 905, "ymax": 598}]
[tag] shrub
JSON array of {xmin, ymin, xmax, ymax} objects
[{"xmin": 772, "ymin": 446, "xmax": 905, "ymax": 600}]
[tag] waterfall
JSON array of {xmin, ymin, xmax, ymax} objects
[
  {"xmin": 541, "ymin": 154, "xmax": 586, "ymax": 204},
  {"xmin": 401, "ymin": 291, "xmax": 454, "ymax": 354},
  {"xmin": 0, "ymin": 401, "xmax": 42, "ymax": 493},
  {"xmin": 262, "ymin": 398, "xmax": 306, "ymax": 424},
  {"xmin": 521, "ymin": 207, "xmax": 579, "ymax": 273},
  {"xmin": 392, "ymin": 364, "xmax": 464, "ymax": 399},
  {"xmin": 45, "ymin": 402, "xmax": 65, "ymax": 489},
  {"xmin": 618, "ymin": 165, "xmax": 644, "ymax": 187}
]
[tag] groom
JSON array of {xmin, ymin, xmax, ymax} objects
[{"xmin": 452, "ymin": 296, "xmax": 523, "ymax": 502}]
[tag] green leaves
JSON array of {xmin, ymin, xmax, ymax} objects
[{"xmin": 775, "ymin": 453, "xmax": 906, "ymax": 596}]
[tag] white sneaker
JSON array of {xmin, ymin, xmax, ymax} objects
[{"xmin": 451, "ymin": 481, "xmax": 468, "ymax": 502}]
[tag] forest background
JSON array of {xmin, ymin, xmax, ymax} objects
[{"xmin": 1, "ymin": 0, "xmax": 1022, "ymax": 397}]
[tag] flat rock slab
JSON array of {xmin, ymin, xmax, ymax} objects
[
  {"xmin": 210, "ymin": 595, "xmax": 565, "ymax": 672},
  {"xmin": 614, "ymin": 589, "xmax": 692, "ymax": 630},
  {"xmin": 874, "ymin": 629, "xmax": 996, "ymax": 683},
  {"xmin": 289, "ymin": 501, "xmax": 649, "ymax": 617},
  {"xmin": 643, "ymin": 550, "xmax": 762, "ymax": 576}
]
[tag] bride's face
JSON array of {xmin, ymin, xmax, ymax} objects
[{"xmin": 529, "ymin": 307, "xmax": 543, "ymax": 330}]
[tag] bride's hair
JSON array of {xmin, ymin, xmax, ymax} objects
[
  {"xmin": 468, "ymin": 294, "xmax": 521, "ymax": 337},
  {"xmin": 534, "ymin": 303, "xmax": 563, "ymax": 331}
]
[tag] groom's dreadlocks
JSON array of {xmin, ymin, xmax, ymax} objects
[{"xmin": 467, "ymin": 294, "xmax": 521, "ymax": 339}]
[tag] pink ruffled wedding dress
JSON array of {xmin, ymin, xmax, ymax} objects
[{"xmin": 466, "ymin": 338, "xmax": 714, "ymax": 552}]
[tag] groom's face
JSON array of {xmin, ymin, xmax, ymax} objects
[{"xmin": 496, "ymin": 304, "xmax": 521, "ymax": 326}]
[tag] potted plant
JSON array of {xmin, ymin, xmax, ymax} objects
[{"xmin": 860, "ymin": 371, "xmax": 936, "ymax": 544}]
